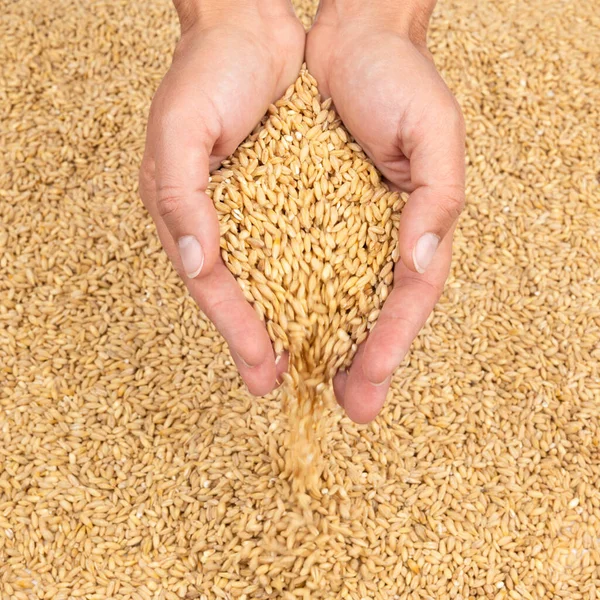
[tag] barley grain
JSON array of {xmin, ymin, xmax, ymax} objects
[
  {"xmin": 1, "ymin": 0, "xmax": 600, "ymax": 598},
  {"xmin": 207, "ymin": 68, "xmax": 402, "ymax": 486}
]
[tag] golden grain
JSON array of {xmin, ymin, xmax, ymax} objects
[
  {"xmin": 208, "ymin": 68, "xmax": 401, "ymax": 484},
  {"xmin": 1, "ymin": 0, "xmax": 599, "ymax": 598}
]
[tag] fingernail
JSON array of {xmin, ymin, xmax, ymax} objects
[
  {"xmin": 365, "ymin": 369, "xmax": 393, "ymax": 386},
  {"xmin": 234, "ymin": 351, "xmax": 258, "ymax": 369},
  {"xmin": 363, "ymin": 359, "xmax": 400, "ymax": 387},
  {"xmin": 239, "ymin": 356, "xmax": 254, "ymax": 369},
  {"xmin": 369, "ymin": 376, "xmax": 391, "ymax": 387},
  {"xmin": 413, "ymin": 233, "xmax": 440, "ymax": 274},
  {"xmin": 178, "ymin": 235, "xmax": 204, "ymax": 279}
]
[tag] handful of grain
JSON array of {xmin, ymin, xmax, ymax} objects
[{"xmin": 208, "ymin": 68, "xmax": 402, "ymax": 486}]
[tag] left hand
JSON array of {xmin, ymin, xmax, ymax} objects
[
  {"xmin": 306, "ymin": 2, "xmax": 466, "ymax": 423},
  {"xmin": 139, "ymin": 0, "xmax": 305, "ymax": 396}
]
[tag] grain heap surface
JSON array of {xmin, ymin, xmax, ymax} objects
[
  {"xmin": 209, "ymin": 68, "xmax": 400, "ymax": 482},
  {"xmin": 1, "ymin": 0, "xmax": 600, "ymax": 599}
]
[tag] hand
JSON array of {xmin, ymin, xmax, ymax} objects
[
  {"xmin": 139, "ymin": 0, "xmax": 304, "ymax": 395},
  {"xmin": 306, "ymin": 1, "xmax": 466, "ymax": 423}
]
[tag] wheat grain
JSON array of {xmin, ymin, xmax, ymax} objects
[
  {"xmin": 1, "ymin": 0, "xmax": 599, "ymax": 598},
  {"xmin": 208, "ymin": 68, "xmax": 402, "ymax": 485}
]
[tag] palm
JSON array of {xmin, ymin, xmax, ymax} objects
[
  {"xmin": 308, "ymin": 28, "xmax": 451, "ymax": 191},
  {"xmin": 153, "ymin": 27, "xmax": 304, "ymax": 171}
]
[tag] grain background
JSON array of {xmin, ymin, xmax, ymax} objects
[
  {"xmin": 1, "ymin": 0, "xmax": 599, "ymax": 599},
  {"xmin": 209, "ymin": 67, "xmax": 403, "ymax": 485}
]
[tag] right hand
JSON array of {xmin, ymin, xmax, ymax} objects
[{"xmin": 139, "ymin": 1, "xmax": 305, "ymax": 395}]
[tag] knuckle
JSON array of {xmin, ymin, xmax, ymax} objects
[
  {"xmin": 379, "ymin": 312, "xmax": 415, "ymax": 332},
  {"xmin": 148, "ymin": 89, "xmax": 189, "ymax": 138},
  {"xmin": 401, "ymin": 272, "xmax": 445, "ymax": 299},
  {"xmin": 439, "ymin": 191, "xmax": 465, "ymax": 223},
  {"xmin": 159, "ymin": 104, "xmax": 186, "ymax": 133},
  {"xmin": 427, "ymin": 278, "xmax": 445, "ymax": 299},
  {"xmin": 138, "ymin": 161, "xmax": 155, "ymax": 206},
  {"xmin": 138, "ymin": 160, "xmax": 153, "ymax": 186},
  {"xmin": 437, "ymin": 94, "xmax": 465, "ymax": 139},
  {"xmin": 156, "ymin": 186, "xmax": 184, "ymax": 219},
  {"xmin": 447, "ymin": 100, "xmax": 466, "ymax": 137}
]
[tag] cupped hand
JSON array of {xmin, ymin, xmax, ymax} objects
[
  {"xmin": 307, "ymin": 5, "xmax": 466, "ymax": 423},
  {"xmin": 139, "ymin": 2, "xmax": 305, "ymax": 395}
]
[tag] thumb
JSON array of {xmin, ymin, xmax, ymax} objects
[
  {"xmin": 396, "ymin": 101, "xmax": 465, "ymax": 274},
  {"xmin": 150, "ymin": 103, "xmax": 221, "ymax": 280}
]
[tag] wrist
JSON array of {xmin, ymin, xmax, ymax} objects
[
  {"xmin": 315, "ymin": 0, "xmax": 436, "ymax": 46},
  {"xmin": 173, "ymin": 0, "xmax": 296, "ymax": 34}
]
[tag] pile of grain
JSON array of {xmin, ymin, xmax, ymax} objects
[
  {"xmin": 209, "ymin": 68, "xmax": 400, "ymax": 484},
  {"xmin": 1, "ymin": 0, "xmax": 599, "ymax": 598}
]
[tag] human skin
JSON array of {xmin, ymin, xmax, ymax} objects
[
  {"xmin": 139, "ymin": 0, "xmax": 465, "ymax": 422},
  {"xmin": 139, "ymin": 0, "xmax": 305, "ymax": 395},
  {"xmin": 306, "ymin": 0, "xmax": 466, "ymax": 423}
]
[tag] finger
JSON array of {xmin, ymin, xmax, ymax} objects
[
  {"xmin": 340, "ymin": 345, "xmax": 392, "ymax": 424},
  {"xmin": 361, "ymin": 230, "xmax": 453, "ymax": 387},
  {"xmin": 333, "ymin": 371, "xmax": 348, "ymax": 408},
  {"xmin": 144, "ymin": 99, "xmax": 222, "ymax": 281},
  {"xmin": 151, "ymin": 215, "xmax": 278, "ymax": 396},
  {"xmin": 397, "ymin": 97, "xmax": 465, "ymax": 274},
  {"xmin": 190, "ymin": 264, "xmax": 278, "ymax": 396}
]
